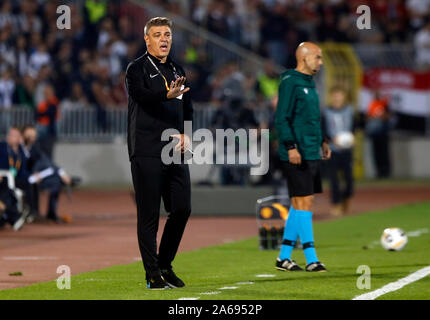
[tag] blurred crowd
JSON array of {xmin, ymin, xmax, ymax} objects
[
  {"xmin": 0, "ymin": 0, "xmax": 134, "ymax": 132},
  {"xmin": 159, "ymin": 0, "xmax": 430, "ymax": 67},
  {"xmin": 1, "ymin": 0, "xmax": 429, "ymax": 118}
]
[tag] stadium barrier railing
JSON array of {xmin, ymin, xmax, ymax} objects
[
  {"xmin": 353, "ymin": 44, "xmax": 416, "ymax": 70},
  {"xmin": 0, "ymin": 105, "xmax": 270, "ymax": 142}
]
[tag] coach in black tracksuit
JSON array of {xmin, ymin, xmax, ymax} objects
[{"xmin": 125, "ymin": 17, "xmax": 193, "ymax": 289}]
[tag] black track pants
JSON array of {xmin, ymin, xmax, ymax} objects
[{"xmin": 131, "ymin": 157, "xmax": 191, "ymax": 279}]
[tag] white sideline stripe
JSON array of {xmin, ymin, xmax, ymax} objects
[
  {"xmin": 352, "ymin": 266, "xmax": 430, "ymax": 300},
  {"xmin": 255, "ymin": 274, "xmax": 275, "ymax": 278},
  {"xmin": 178, "ymin": 297, "xmax": 200, "ymax": 300},
  {"xmin": 218, "ymin": 286, "xmax": 238, "ymax": 290},
  {"xmin": 3, "ymin": 256, "xmax": 58, "ymax": 261},
  {"xmin": 200, "ymin": 291, "xmax": 221, "ymax": 295}
]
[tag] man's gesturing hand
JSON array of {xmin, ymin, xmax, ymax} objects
[
  {"xmin": 170, "ymin": 134, "xmax": 191, "ymax": 153},
  {"xmin": 288, "ymin": 148, "xmax": 302, "ymax": 165},
  {"xmin": 167, "ymin": 77, "xmax": 190, "ymax": 99}
]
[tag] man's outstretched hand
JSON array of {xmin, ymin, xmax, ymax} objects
[{"xmin": 166, "ymin": 77, "xmax": 190, "ymax": 99}]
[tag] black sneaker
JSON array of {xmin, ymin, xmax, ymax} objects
[
  {"xmin": 146, "ymin": 275, "xmax": 171, "ymax": 290},
  {"xmin": 305, "ymin": 261, "xmax": 327, "ymax": 272},
  {"xmin": 276, "ymin": 258, "xmax": 303, "ymax": 271},
  {"xmin": 161, "ymin": 269, "xmax": 185, "ymax": 288}
]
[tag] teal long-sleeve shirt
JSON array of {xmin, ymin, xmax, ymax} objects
[{"xmin": 275, "ymin": 69, "xmax": 323, "ymax": 162}]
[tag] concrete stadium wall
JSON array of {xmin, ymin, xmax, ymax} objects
[
  {"xmin": 363, "ymin": 136, "xmax": 430, "ymax": 178},
  {"xmin": 53, "ymin": 135, "xmax": 430, "ymax": 187},
  {"xmin": 53, "ymin": 140, "xmax": 224, "ymax": 186}
]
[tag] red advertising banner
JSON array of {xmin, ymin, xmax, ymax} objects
[{"xmin": 361, "ymin": 68, "xmax": 430, "ymax": 116}]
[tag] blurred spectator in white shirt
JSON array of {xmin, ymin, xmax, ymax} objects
[
  {"xmin": 17, "ymin": 0, "xmax": 42, "ymax": 34},
  {"xmin": 0, "ymin": 0, "xmax": 18, "ymax": 33},
  {"xmin": 14, "ymin": 34, "xmax": 30, "ymax": 77},
  {"xmin": 29, "ymin": 43, "xmax": 51, "ymax": 76},
  {"xmin": 407, "ymin": 0, "xmax": 430, "ymax": 30},
  {"xmin": 34, "ymin": 65, "xmax": 53, "ymax": 106},
  {"xmin": 240, "ymin": 0, "xmax": 261, "ymax": 51},
  {"xmin": 60, "ymin": 82, "xmax": 89, "ymax": 111},
  {"xmin": 414, "ymin": 21, "xmax": 430, "ymax": 70},
  {"xmin": 0, "ymin": 68, "xmax": 15, "ymax": 110},
  {"xmin": 0, "ymin": 24, "xmax": 15, "ymax": 72},
  {"xmin": 191, "ymin": 0, "xmax": 208, "ymax": 25},
  {"xmin": 108, "ymin": 32, "xmax": 127, "ymax": 79},
  {"xmin": 97, "ymin": 17, "xmax": 115, "ymax": 51}
]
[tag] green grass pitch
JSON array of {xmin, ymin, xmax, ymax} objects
[{"xmin": 1, "ymin": 202, "xmax": 429, "ymax": 300}]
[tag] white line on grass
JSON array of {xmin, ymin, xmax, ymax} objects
[
  {"xmin": 255, "ymin": 274, "xmax": 275, "ymax": 278},
  {"xmin": 200, "ymin": 291, "xmax": 221, "ymax": 295},
  {"xmin": 218, "ymin": 286, "xmax": 238, "ymax": 290},
  {"xmin": 352, "ymin": 265, "xmax": 430, "ymax": 300},
  {"xmin": 178, "ymin": 297, "xmax": 200, "ymax": 300}
]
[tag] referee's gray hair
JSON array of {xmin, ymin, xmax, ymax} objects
[{"xmin": 144, "ymin": 17, "xmax": 172, "ymax": 35}]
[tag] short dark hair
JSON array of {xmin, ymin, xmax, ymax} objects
[
  {"xmin": 144, "ymin": 17, "xmax": 172, "ymax": 35},
  {"xmin": 20, "ymin": 124, "xmax": 35, "ymax": 134},
  {"xmin": 8, "ymin": 126, "xmax": 21, "ymax": 134}
]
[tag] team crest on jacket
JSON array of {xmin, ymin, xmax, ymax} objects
[{"xmin": 304, "ymin": 88, "xmax": 308, "ymax": 94}]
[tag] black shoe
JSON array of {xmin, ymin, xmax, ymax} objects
[
  {"xmin": 276, "ymin": 258, "xmax": 303, "ymax": 271},
  {"xmin": 46, "ymin": 215, "xmax": 64, "ymax": 224},
  {"xmin": 306, "ymin": 261, "xmax": 327, "ymax": 272},
  {"xmin": 147, "ymin": 275, "xmax": 171, "ymax": 290},
  {"xmin": 161, "ymin": 269, "xmax": 185, "ymax": 288}
]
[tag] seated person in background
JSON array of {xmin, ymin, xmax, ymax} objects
[
  {"xmin": 0, "ymin": 176, "xmax": 26, "ymax": 231},
  {"xmin": 0, "ymin": 127, "xmax": 32, "ymax": 211},
  {"xmin": 0, "ymin": 127, "xmax": 31, "ymax": 230},
  {"xmin": 21, "ymin": 125, "xmax": 43, "ymax": 220},
  {"xmin": 22, "ymin": 125, "xmax": 73, "ymax": 223}
]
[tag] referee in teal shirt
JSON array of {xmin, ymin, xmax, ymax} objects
[{"xmin": 274, "ymin": 42, "xmax": 331, "ymax": 272}]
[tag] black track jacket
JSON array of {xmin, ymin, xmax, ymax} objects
[{"xmin": 125, "ymin": 52, "xmax": 193, "ymax": 160}]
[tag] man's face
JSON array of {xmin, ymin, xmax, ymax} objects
[
  {"xmin": 305, "ymin": 48, "xmax": 323, "ymax": 75},
  {"xmin": 44, "ymin": 85, "xmax": 54, "ymax": 99},
  {"xmin": 331, "ymin": 90, "xmax": 346, "ymax": 109},
  {"xmin": 144, "ymin": 26, "xmax": 172, "ymax": 60},
  {"xmin": 23, "ymin": 128, "xmax": 37, "ymax": 146},
  {"xmin": 7, "ymin": 128, "xmax": 22, "ymax": 148}
]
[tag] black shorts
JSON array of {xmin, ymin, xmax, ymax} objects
[{"xmin": 282, "ymin": 160, "xmax": 322, "ymax": 197}]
